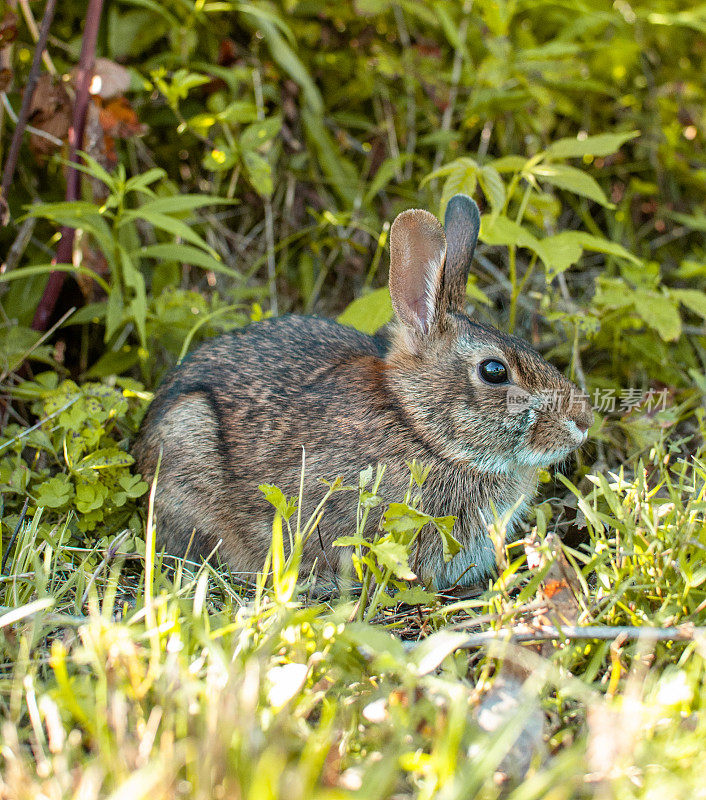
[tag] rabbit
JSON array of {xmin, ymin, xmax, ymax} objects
[{"xmin": 132, "ymin": 194, "xmax": 593, "ymax": 589}]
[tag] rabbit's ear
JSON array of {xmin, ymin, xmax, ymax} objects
[
  {"xmin": 443, "ymin": 194, "xmax": 480, "ymax": 312},
  {"xmin": 389, "ymin": 209, "xmax": 447, "ymax": 335}
]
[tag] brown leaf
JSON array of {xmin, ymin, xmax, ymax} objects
[
  {"xmin": 88, "ymin": 57, "xmax": 131, "ymax": 100},
  {"xmin": 27, "ymin": 74, "xmax": 71, "ymax": 158},
  {"xmin": 97, "ymin": 96, "xmax": 146, "ymax": 139},
  {"xmin": 0, "ymin": 68, "xmax": 12, "ymax": 92},
  {"xmin": 0, "ymin": 12, "xmax": 17, "ymax": 47}
]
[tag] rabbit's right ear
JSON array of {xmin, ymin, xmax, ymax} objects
[
  {"xmin": 443, "ymin": 194, "xmax": 481, "ymax": 313},
  {"xmin": 389, "ymin": 209, "xmax": 447, "ymax": 335}
]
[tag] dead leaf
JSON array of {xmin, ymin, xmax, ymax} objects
[
  {"xmin": 97, "ymin": 96, "xmax": 146, "ymax": 140},
  {"xmin": 27, "ymin": 74, "xmax": 71, "ymax": 158},
  {"xmin": 0, "ymin": 12, "xmax": 17, "ymax": 47},
  {"xmin": 87, "ymin": 57, "xmax": 131, "ymax": 100}
]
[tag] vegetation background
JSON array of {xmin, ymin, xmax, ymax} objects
[{"xmin": 2, "ymin": 0, "xmax": 706, "ymax": 797}]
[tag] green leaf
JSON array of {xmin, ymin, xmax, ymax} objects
[
  {"xmin": 35, "ymin": 473, "xmax": 74, "ymax": 508},
  {"xmin": 540, "ymin": 231, "xmax": 640, "ymax": 278},
  {"xmin": 125, "ymin": 168, "xmax": 166, "ymax": 195},
  {"xmin": 539, "ymin": 233, "xmax": 584, "ymax": 277},
  {"xmin": 136, "ymin": 195, "xmax": 236, "ymax": 216},
  {"xmin": 256, "ymin": 19, "xmax": 323, "ymax": 114},
  {"xmin": 239, "ymin": 117, "xmax": 282, "ymax": 152},
  {"xmin": 137, "ymin": 243, "xmax": 241, "ymax": 279},
  {"xmin": 259, "ymin": 484, "xmax": 297, "ymax": 521},
  {"xmin": 478, "ymin": 164, "xmax": 506, "ymax": 216},
  {"xmin": 633, "ymin": 290, "xmax": 682, "ymax": 341},
  {"xmin": 546, "ymin": 130, "xmax": 640, "ymax": 159},
  {"xmin": 432, "ymin": 516, "xmax": 462, "ymax": 562},
  {"xmin": 670, "ymin": 289, "xmax": 706, "ymax": 319},
  {"xmin": 480, "ymin": 214, "xmax": 544, "ymax": 257},
  {"xmin": 369, "ymin": 538, "xmax": 416, "ymax": 580},
  {"xmin": 572, "ymin": 232, "xmax": 641, "ymax": 264},
  {"xmin": 531, "ymin": 164, "xmax": 613, "ymax": 207},
  {"xmin": 302, "ymin": 109, "xmax": 358, "ymax": 208},
  {"xmin": 363, "ymin": 154, "xmax": 415, "ymax": 204},
  {"xmin": 120, "ymin": 209, "xmax": 218, "ymax": 255},
  {"xmin": 242, "ymin": 151, "xmax": 273, "ymax": 198},
  {"xmin": 337, "ymin": 287, "xmax": 393, "ymax": 335},
  {"xmin": 78, "ymin": 448, "xmax": 134, "ymax": 471},
  {"xmin": 382, "ymin": 503, "xmax": 432, "ymax": 535}
]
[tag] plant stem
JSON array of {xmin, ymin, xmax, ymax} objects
[
  {"xmin": 31, "ymin": 0, "xmax": 104, "ymax": 331},
  {"xmin": 0, "ymin": 0, "xmax": 57, "ymax": 223}
]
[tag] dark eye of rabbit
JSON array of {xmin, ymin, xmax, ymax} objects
[{"xmin": 479, "ymin": 359, "xmax": 509, "ymax": 385}]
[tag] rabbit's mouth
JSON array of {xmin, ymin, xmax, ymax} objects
[{"xmin": 517, "ymin": 438, "xmax": 587, "ymax": 468}]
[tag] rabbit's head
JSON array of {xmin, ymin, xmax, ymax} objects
[{"xmin": 385, "ymin": 194, "xmax": 593, "ymax": 474}]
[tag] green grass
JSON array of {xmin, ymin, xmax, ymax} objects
[{"xmin": 3, "ymin": 422, "xmax": 706, "ymax": 799}]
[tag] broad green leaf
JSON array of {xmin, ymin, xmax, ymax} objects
[
  {"xmin": 242, "ymin": 151, "xmax": 273, "ymax": 198},
  {"xmin": 370, "ymin": 538, "xmax": 416, "ymax": 580},
  {"xmin": 573, "ymin": 232, "xmax": 641, "ymax": 264},
  {"xmin": 531, "ymin": 164, "xmax": 613, "ymax": 207},
  {"xmin": 432, "ymin": 516, "xmax": 462, "ymax": 562},
  {"xmin": 546, "ymin": 130, "xmax": 639, "ymax": 159},
  {"xmin": 240, "ymin": 117, "xmax": 282, "ymax": 152},
  {"xmin": 337, "ymin": 287, "xmax": 393, "ymax": 334},
  {"xmin": 491, "ymin": 155, "xmax": 528, "ymax": 173},
  {"xmin": 670, "ymin": 289, "xmax": 706, "ymax": 319},
  {"xmin": 541, "ymin": 231, "xmax": 640, "ymax": 278},
  {"xmin": 135, "ymin": 195, "xmax": 236, "ymax": 216},
  {"xmin": 539, "ymin": 233, "xmax": 584, "ymax": 277},
  {"xmin": 480, "ymin": 214, "xmax": 544, "ymax": 258},
  {"xmin": 633, "ymin": 290, "xmax": 682, "ymax": 341},
  {"xmin": 382, "ymin": 503, "xmax": 432, "ymax": 534},
  {"xmin": 78, "ymin": 448, "xmax": 134, "ymax": 471},
  {"xmin": 478, "ymin": 164, "xmax": 506, "ymax": 216},
  {"xmin": 137, "ymin": 244, "xmax": 242, "ymax": 279},
  {"xmin": 119, "ymin": 209, "xmax": 218, "ymax": 255}
]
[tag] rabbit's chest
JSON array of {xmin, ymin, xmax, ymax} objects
[{"xmin": 425, "ymin": 465, "xmax": 537, "ymax": 587}]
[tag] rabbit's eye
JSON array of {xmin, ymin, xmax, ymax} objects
[{"xmin": 479, "ymin": 359, "xmax": 509, "ymax": 385}]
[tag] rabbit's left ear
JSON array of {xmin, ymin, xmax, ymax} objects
[
  {"xmin": 389, "ymin": 208, "xmax": 447, "ymax": 335},
  {"xmin": 442, "ymin": 194, "xmax": 480, "ymax": 312}
]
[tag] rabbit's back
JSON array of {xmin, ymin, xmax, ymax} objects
[{"xmin": 132, "ymin": 315, "xmax": 417, "ymax": 573}]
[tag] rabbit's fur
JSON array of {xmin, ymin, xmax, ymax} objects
[{"xmin": 132, "ymin": 195, "xmax": 592, "ymax": 588}]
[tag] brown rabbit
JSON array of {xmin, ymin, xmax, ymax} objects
[{"xmin": 132, "ymin": 195, "xmax": 592, "ymax": 588}]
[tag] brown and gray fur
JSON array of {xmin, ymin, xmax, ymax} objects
[{"xmin": 132, "ymin": 195, "xmax": 592, "ymax": 588}]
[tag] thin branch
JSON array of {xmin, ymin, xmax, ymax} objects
[
  {"xmin": 0, "ymin": 0, "xmax": 57, "ymax": 222},
  {"xmin": 31, "ymin": 0, "xmax": 104, "ymax": 331},
  {"xmin": 452, "ymin": 624, "xmax": 705, "ymax": 647}
]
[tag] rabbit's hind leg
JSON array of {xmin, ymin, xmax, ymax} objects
[{"xmin": 137, "ymin": 393, "xmax": 226, "ymax": 565}]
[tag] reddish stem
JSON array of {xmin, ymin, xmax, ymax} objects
[{"xmin": 31, "ymin": 0, "xmax": 105, "ymax": 331}]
